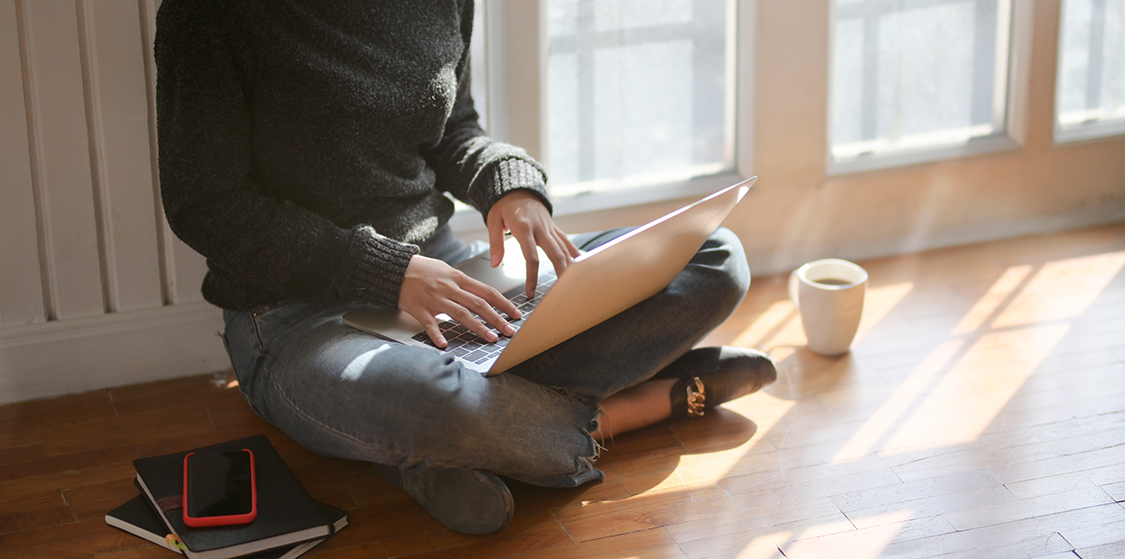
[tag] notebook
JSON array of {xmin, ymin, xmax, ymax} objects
[
  {"xmin": 132, "ymin": 435, "xmax": 338, "ymax": 559},
  {"xmin": 105, "ymin": 494, "xmax": 347, "ymax": 559},
  {"xmin": 343, "ymin": 176, "xmax": 755, "ymax": 377}
]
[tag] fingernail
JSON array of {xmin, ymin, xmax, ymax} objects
[
  {"xmin": 504, "ymin": 325, "xmax": 515, "ymax": 336},
  {"xmin": 437, "ymin": 337, "xmax": 446, "ymax": 347}
]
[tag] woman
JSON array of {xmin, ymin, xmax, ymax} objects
[{"xmin": 155, "ymin": 0, "xmax": 775, "ymax": 534}]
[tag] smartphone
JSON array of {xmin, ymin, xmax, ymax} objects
[{"xmin": 182, "ymin": 449, "xmax": 257, "ymax": 528}]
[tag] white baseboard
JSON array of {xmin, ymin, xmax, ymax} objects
[{"xmin": 0, "ymin": 302, "xmax": 229, "ymax": 405}]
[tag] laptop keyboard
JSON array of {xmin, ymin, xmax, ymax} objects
[{"xmin": 411, "ymin": 271, "xmax": 557, "ymax": 365}]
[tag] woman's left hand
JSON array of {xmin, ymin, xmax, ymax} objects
[{"xmin": 486, "ymin": 191, "xmax": 580, "ymax": 298}]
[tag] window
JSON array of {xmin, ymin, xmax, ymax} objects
[
  {"xmin": 545, "ymin": 0, "xmax": 733, "ymax": 198},
  {"xmin": 464, "ymin": 0, "xmax": 740, "ymax": 221},
  {"xmin": 828, "ymin": 0, "xmax": 1016, "ymax": 174},
  {"xmin": 1055, "ymin": 0, "xmax": 1125, "ymax": 143}
]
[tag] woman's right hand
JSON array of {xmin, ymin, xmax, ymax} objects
[{"xmin": 399, "ymin": 255, "xmax": 522, "ymax": 348}]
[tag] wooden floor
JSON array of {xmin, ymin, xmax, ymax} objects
[{"xmin": 3, "ymin": 224, "xmax": 1124, "ymax": 559}]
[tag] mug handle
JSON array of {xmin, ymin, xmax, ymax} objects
[{"xmin": 788, "ymin": 267, "xmax": 801, "ymax": 309}]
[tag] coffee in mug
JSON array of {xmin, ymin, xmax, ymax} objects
[{"xmin": 788, "ymin": 259, "xmax": 868, "ymax": 356}]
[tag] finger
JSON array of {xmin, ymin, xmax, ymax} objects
[
  {"xmin": 486, "ymin": 210, "xmax": 507, "ymax": 268},
  {"xmin": 421, "ymin": 319, "xmax": 447, "ymax": 349},
  {"xmin": 444, "ymin": 303, "xmax": 500, "ymax": 343},
  {"xmin": 459, "ymin": 289, "xmax": 516, "ymax": 337},
  {"xmin": 561, "ymin": 230, "xmax": 581, "ymax": 258},
  {"xmin": 463, "ymin": 280, "xmax": 522, "ymax": 322},
  {"xmin": 522, "ymin": 245, "xmax": 540, "ymax": 298},
  {"xmin": 541, "ymin": 230, "xmax": 574, "ymax": 276},
  {"xmin": 455, "ymin": 279, "xmax": 518, "ymax": 332}
]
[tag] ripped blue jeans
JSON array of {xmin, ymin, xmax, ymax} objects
[{"xmin": 222, "ymin": 225, "xmax": 749, "ymax": 487}]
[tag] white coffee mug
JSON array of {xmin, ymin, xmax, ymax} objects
[{"xmin": 788, "ymin": 258, "xmax": 868, "ymax": 356}]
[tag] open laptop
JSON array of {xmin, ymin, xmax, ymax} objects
[{"xmin": 343, "ymin": 176, "xmax": 756, "ymax": 376}]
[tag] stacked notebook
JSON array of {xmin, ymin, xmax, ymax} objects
[{"xmin": 105, "ymin": 435, "xmax": 348, "ymax": 559}]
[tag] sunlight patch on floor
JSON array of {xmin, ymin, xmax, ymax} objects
[
  {"xmin": 781, "ymin": 511, "xmax": 914, "ymax": 559},
  {"xmin": 951, "ymin": 265, "xmax": 1032, "ymax": 335},
  {"xmin": 831, "ymin": 339, "xmax": 965, "ymax": 462},
  {"xmin": 675, "ymin": 393, "xmax": 796, "ymax": 486},
  {"xmin": 852, "ymin": 282, "xmax": 914, "ymax": 344},
  {"xmin": 884, "ymin": 322, "xmax": 1071, "ymax": 449},
  {"xmin": 991, "ymin": 251, "xmax": 1125, "ymax": 328},
  {"xmin": 732, "ymin": 300, "xmax": 797, "ymax": 348}
]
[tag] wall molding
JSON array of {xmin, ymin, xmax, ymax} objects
[{"xmin": 0, "ymin": 302, "xmax": 229, "ymax": 405}]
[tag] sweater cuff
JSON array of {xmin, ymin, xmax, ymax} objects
[
  {"xmin": 335, "ymin": 226, "xmax": 419, "ymax": 309},
  {"xmin": 472, "ymin": 157, "xmax": 553, "ymax": 221}
]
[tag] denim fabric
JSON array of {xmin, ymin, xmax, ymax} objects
[{"xmin": 223, "ymin": 225, "xmax": 750, "ymax": 487}]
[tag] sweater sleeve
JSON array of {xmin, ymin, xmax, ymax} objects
[
  {"xmin": 155, "ymin": 0, "xmax": 416, "ymax": 309},
  {"xmin": 424, "ymin": 0, "xmax": 554, "ymax": 222}
]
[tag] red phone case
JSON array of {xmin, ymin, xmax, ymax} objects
[{"xmin": 182, "ymin": 449, "xmax": 258, "ymax": 528}]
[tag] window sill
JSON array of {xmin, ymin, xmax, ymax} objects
[
  {"xmin": 826, "ymin": 135, "xmax": 1020, "ymax": 176},
  {"xmin": 1054, "ymin": 120, "xmax": 1125, "ymax": 145}
]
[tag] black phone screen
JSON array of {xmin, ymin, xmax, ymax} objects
[{"xmin": 185, "ymin": 450, "xmax": 254, "ymax": 518}]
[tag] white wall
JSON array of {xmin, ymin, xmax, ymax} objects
[
  {"xmin": 1, "ymin": 0, "xmax": 1123, "ymax": 405},
  {"xmin": 0, "ymin": 0, "xmax": 225, "ymax": 405}
]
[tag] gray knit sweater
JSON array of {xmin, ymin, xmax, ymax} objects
[{"xmin": 155, "ymin": 0, "xmax": 550, "ymax": 311}]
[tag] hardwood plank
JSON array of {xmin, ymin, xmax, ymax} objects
[
  {"xmin": 498, "ymin": 528, "xmax": 684, "ymax": 559},
  {"xmin": 0, "ymin": 443, "xmax": 137, "ymax": 482},
  {"xmin": 987, "ymin": 445, "xmax": 1125, "ymax": 484},
  {"xmin": 107, "ymin": 372, "xmax": 238, "ymax": 415},
  {"xmin": 878, "ymin": 442, "xmax": 1060, "ymax": 483},
  {"xmin": 0, "ymin": 443, "xmax": 45, "ymax": 466},
  {"xmin": 378, "ymin": 511, "xmax": 571, "ymax": 558},
  {"xmin": 554, "ymin": 488, "xmax": 740, "ymax": 543},
  {"xmin": 39, "ymin": 402, "xmax": 213, "ymax": 457},
  {"xmin": 942, "ymin": 487, "xmax": 1115, "ymax": 531},
  {"xmin": 781, "ymin": 515, "xmax": 970, "ymax": 559},
  {"xmin": 1002, "ymin": 470, "xmax": 1103, "ymax": 500},
  {"xmin": 922, "ymin": 534, "xmax": 1074, "ymax": 559},
  {"xmin": 831, "ymin": 470, "xmax": 1001, "ymax": 512},
  {"xmin": 671, "ymin": 512, "xmax": 854, "ymax": 559},
  {"xmin": 0, "ymin": 389, "xmax": 115, "ymax": 425},
  {"xmin": 1101, "ymin": 480, "xmax": 1125, "ymax": 502},
  {"xmin": 0, "ymin": 462, "xmax": 133, "ymax": 514},
  {"xmin": 314, "ymin": 491, "xmax": 359, "ymax": 512},
  {"xmin": 64, "ymin": 477, "xmax": 137, "ymax": 521},
  {"xmin": 0, "ymin": 504, "xmax": 74, "ymax": 535},
  {"xmin": 305, "ymin": 541, "xmax": 388, "ymax": 559},
  {"xmin": 1057, "ymin": 504, "xmax": 1125, "ymax": 550},
  {"xmin": 717, "ymin": 456, "xmax": 898, "ymax": 496},
  {"xmin": 87, "ymin": 543, "xmax": 170, "ymax": 559},
  {"xmin": 508, "ymin": 478, "xmax": 634, "ymax": 514},
  {"xmin": 1073, "ymin": 542, "xmax": 1125, "ymax": 559},
  {"xmin": 846, "ymin": 485, "xmax": 1017, "ymax": 530},
  {"xmin": 955, "ymin": 502, "xmax": 1125, "ymax": 549},
  {"xmin": 0, "ymin": 516, "xmax": 133, "ymax": 556},
  {"xmin": 0, "ymin": 425, "xmax": 42, "ymax": 449}
]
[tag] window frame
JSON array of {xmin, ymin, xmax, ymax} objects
[
  {"xmin": 824, "ymin": 0, "xmax": 1035, "ymax": 176},
  {"xmin": 449, "ymin": 0, "xmax": 753, "ymax": 232},
  {"xmin": 1053, "ymin": 0, "xmax": 1125, "ymax": 144}
]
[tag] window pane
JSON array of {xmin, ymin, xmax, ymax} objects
[
  {"xmin": 830, "ymin": 0, "xmax": 1010, "ymax": 165},
  {"xmin": 547, "ymin": 0, "xmax": 730, "ymax": 197},
  {"xmin": 470, "ymin": 0, "xmax": 489, "ymax": 132},
  {"xmin": 1056, "ymin": 0, "xmax": 1125, "ymax": 141}
]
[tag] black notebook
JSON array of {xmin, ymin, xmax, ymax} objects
[
  {"xmin": 132, "ymin": 435, "xmax": 337, "ymax": 559},
  {"xmin": 106, "ymin": 494, "xmax": 347, "ymax": 559}
]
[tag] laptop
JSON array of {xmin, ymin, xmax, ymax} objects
[{"xmin": 343, "ymin": 176, "xmax": 755, "ymax": 377}]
